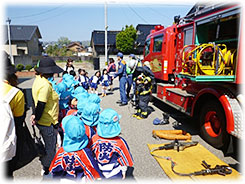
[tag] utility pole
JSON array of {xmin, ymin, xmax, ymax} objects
[
  {"xmin": 6, "ymin": 17, "xmax": 14, "ymax": 65},
  {"xmin": 105, "ymin": 2, "xmax": 108, "ymax": 65}
]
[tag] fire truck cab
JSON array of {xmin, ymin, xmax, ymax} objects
[
  {"xmin": 144, "ymin": 3, "xmax": 243, "ymax": 150},
  {"xmin": 144, "ymin": 24, "xmax": 178, "ymax": 82}
]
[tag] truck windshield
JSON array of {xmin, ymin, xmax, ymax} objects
[
  {"xmin": 153, "ymin": 35, "xmax": 163, "ymax": 52},
  {"xmin": 144, "ymin": 39, "xmax": 151, "ymax": 56}
]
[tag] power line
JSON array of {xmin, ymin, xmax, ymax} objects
[
  {"xmin": 120, "ymin": 7, "xmax": 133, "ymax": 25},
  {"xmin": 11, "ymin": 4, "xmax": 64, "ymax": 19},
  {"xmin": 127, "ymin": 4, "xmax": 148, "ymax": 23},
  {"xmin": 25, "ymin": 8, "xmax": 72, "ymax": 24},
  {"xmin": 148, "ymin": 7, "xmax": 171, "ymax": 21}
]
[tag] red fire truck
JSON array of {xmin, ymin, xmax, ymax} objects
[{"xmin": 143, "ymin": 3, "xmax": 243, "ymax": 150}]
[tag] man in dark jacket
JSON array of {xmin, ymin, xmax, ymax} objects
[{"xmin": 114, "ymin": 52, "xmax": 128, "ymax": 106}]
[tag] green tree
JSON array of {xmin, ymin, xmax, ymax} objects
[
  {"xmin": 58, "ymin": 36, "xmax": 71, "ymax": 46},
  {"xmin": 59, "ymin": 46, "xmax": 68, "ymax": 56},
  {"xmin": 46, "ymin": 45, "xmax": 54, "ymax": 56},
  {"xmin": 52, "ymin": 44, "xmax": 59, "ymax": 56},
  {"xmin": 116, "ymin": 25, "xmax": 137, "ymax": 54}
]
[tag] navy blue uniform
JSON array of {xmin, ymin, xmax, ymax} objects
[{"xmin": 114, "ymin": 60, "xmax": 127, "ymax": 104}]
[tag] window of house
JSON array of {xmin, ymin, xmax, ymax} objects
[{"xmin": 153, "ymin": 35, "xmax": 163, "ymax": 52}]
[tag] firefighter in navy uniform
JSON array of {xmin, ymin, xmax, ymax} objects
[
  {"xmin": 128, "ymin": 60, "xmax": 154, "ymax": 119},
  {"xmin": 133, "ymin": 73, "xmax": 153, "ymax": 120},
  {"xmin": 114, "ymin": 52, "xmax": 128, "ymax": 106}
]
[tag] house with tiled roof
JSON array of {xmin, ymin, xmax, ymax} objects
[
  {"xmin": 3, "ymin": 25, "xmax": 43, "ymax": 65},
  {"xmin": 90, "ymin": 30, "xmax": 120, "ymax": 57},
  {"xmin": 90, "ymin": 24, "xmax": 159, "ymax": 57},
  {"xmin": 90, "ymin": 24, "xmax": 160, "ymax": 69},
  {"xmin": 135, "ymin": 24, "xmax": 159, "ymax": 54},
  {"xmin": 67, "ymin": 42, "xmax": 84, "ymax": 52}
]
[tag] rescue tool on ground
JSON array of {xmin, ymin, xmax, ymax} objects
[
  {"xmin": 171, "ymin": 160, "xmax": 232, "ymax": 177},
  {"xmin": 150, "ymin": 139, "xmax": 198, "ymax": 153},
  {"xmin": 150, "ymin": 145, "xmax": 233, "ymax": 177}
]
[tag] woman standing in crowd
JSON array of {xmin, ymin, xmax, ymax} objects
[
  {"xmin": 30, "ymin": 57, "xmax": 63, "ymax": 176},
  {"xmin": 2, "ymin": 52, "xmax": 25, "ymax": 178},
  {"xmin": 63, "ymin": 58, "xmax": 74, "ymax": 73},
  {"xmin": 107, "ymin": 58, "xmax": 116, "ymax": 91}
]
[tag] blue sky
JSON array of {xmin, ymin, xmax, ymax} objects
[{"xmin": 4, "ymin": 2, "xmax": 194, "ymax": 42}]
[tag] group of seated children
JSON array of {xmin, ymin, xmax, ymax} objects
[
  {"xmin": 77, "ymin": 68, "xmax": 112, "ymax": 97},
  {"xmin": 49, "ymin": 73, "xmax": 134, "ymax": 181}
]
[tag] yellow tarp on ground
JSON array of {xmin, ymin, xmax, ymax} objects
[{"xmin": 147, "ymin": 143, "xmax": 240, "ymax": 181}]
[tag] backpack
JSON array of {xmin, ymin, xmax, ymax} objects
[
  {"xmin": 108, "ymin": 63, "xmax": 116, "ymax": 72},
  {"xmin": 1, "ymin": 87, "xmax": 19, "ymax": 162}
]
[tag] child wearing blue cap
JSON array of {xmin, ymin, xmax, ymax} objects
[
  {"xmin": 89, "ymin": 71, "xmax": 101, "ymax": 94},
  {"xmin": 87, "ymin": 93, "xmax": 101, "ymax": 104},
  {"xmin": 47, "ymin": 76, "xmax": 57, "ymax": 89},
  {"xmin": 62, "ymin": 74, "xmax": 79, "ymax": 94},
  {"xmin": 81, "ymin": 102, "xmax": 101, "ymax": 134},
  {"xmin": 49, "ymin": 115, "xmax": 103, "ymax": 181},
  {"xmin": 55, "ymin": 82, "xmax": 71, "ymax": 147},
  {"xmin": 66, "ymin": 88, "xmax": 88, "ymax": 116},
  {"xmin": 56, "ymin": 82, "xmax": 71, "ymax": 116},
  {"xmin": 75, "ymin": 100, "xmax": 97, "ymax": 140},
  {"xmin": 90, "ymin": 108, "xmax": 134, "ymax": 180}
]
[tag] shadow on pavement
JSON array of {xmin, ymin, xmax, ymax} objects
[
  {"xmin": 113, "ymin": 87, "xmax": 120, "ymax": 91},
  {"xmin": 152, "ymin": 97, "xmax": 199, "ymax": 135}
]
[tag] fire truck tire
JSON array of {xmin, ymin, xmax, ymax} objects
[{"xmin": 199, "ymin": 101, "xmax": 229, "ymax": 149}]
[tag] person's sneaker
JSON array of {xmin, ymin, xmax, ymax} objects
[
  {"xmin": 116, "ymin": 100, "xmax": 122, "ymax": 104},
  {"xmin": 119, "ymin": 102, "xmax": 127, "ymax": 106}
]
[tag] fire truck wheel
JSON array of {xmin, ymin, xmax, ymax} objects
[{"xmin": 199, "ymin": 101, "xmax": 229, "ymax": 149}]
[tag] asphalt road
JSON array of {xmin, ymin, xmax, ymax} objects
[{"xmin": 13, "ymin": 75, "xmax": 240, "ymax": 182}]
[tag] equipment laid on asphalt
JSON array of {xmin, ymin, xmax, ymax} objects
[
  {"xmin": 171, "ymin": 160, "xmax": 232, "ymax": 177},
  {"xmin": 147, "ymin": 142, "xmax": 240, "ymax": 180},
  {"xmin": 150, "ymin": 140, "xmax": 198, "ymax": 153},
  {"xmin": 153, "ymin": 112, "xmax": 170, "ymax": 125},
  {"xmin": 152, "ymin": 129, "xmax": 192, "ymax": 140}
]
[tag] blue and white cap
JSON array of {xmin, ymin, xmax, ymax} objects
[
  {"xmin": 81, "ymin": 102, "xmax": 101, "ymax": 126},
  {"xmin": 97, "ymin": 108, "xmax": 121, "ymax": 138},
  {"xmin": 62, "ymin": 115, "xmax": 88, "ymax": 152}
]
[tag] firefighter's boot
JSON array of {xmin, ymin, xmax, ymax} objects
[
  {"xmin": 137, "ymin": 111, "xmax": 148, "ymax": 120},
  {"xmin": 133, "ymin": 109, "xmax": 141, "ymax": 118}
]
